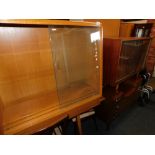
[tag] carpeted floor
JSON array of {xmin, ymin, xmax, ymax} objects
[{"xmin": 66, "ymin": 78, "xmax": 155, "ymax": 135}]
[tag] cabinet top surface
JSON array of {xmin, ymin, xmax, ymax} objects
[{"xmin": 0, "ymin": 19, "xmax": 101, "ymax": 27}]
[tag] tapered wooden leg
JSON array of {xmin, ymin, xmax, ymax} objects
[{"xmin": 76, "ymin": 115, "xmax": 82, "ymax": 135}]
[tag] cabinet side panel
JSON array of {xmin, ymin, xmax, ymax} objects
[{"xmin": 103, "ymin": 39, "xmax": 121, "ymax": 86}]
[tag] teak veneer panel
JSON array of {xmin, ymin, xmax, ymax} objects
[{"xmin": 0, "ymin": 26, "xmax": 60, "ymax": 133}]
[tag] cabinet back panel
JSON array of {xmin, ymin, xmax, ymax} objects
[{"xmin": 0, "ymin": 27, "xmax": 59, "ymax": 126}]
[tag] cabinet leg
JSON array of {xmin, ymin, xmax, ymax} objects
[{"xmin": 76, "ymin": 115, "xmax": 83, "ymax": 135}]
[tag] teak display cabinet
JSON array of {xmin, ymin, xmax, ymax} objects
[{"xmin": 0, "ymin": 20, "xmax": 103, "ymax": 134}]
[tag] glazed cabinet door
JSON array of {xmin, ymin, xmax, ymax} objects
[
  {"xmin": 49, "ymin": 26, "xmax": 101, "ymax": 105},
  {"xmin": 117, "ymin": 39, "xmax": 150, "ymax": 82}
]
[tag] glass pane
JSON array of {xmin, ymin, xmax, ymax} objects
[
  {"xmin": 117, "ymin": 39, "xmax": 149, "ymax": 81},
  {"xmin": 49, "ymin": 26, "xmax": 100, "ymax": 105}
]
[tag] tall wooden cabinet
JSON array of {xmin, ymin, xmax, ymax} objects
[
  {"xmin": 96, "ymin": 37, "xmax": 150, "ymax": 126},
  {"xmin": 0, "ymin": 20, "xmax": 103, "ymax": 134}
]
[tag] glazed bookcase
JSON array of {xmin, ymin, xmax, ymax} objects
[{"xmin": 0, "ymin": 20, "xmax": 103, "ymax": 134}]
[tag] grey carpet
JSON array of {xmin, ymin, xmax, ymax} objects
[{"xmin": 66, "ymin": 93, "xmax": 155, "ymax": 135}]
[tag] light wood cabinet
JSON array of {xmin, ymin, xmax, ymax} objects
[{"xmin": 0, "ymin": 20, "xmax": 103, "ymax": 134}]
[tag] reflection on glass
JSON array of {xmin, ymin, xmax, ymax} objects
[
  {"xmin": 90, "ymin": 31, "xmax": 100, "ymax": 42},
  {"xmin": 49, "ymin": 26, "xmax": 101, "ymax": 105}
]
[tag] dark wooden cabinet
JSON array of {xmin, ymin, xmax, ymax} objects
[{"xmin": 96, "ymin": 37, "xmax": 150, "ymax": 126}]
